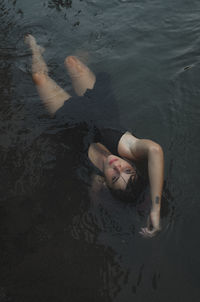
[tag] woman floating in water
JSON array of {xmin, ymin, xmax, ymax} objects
[{"xmin": 25, "ymin": 34, "xmax": 164, "ymax": 238}]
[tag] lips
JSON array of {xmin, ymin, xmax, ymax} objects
[{"xmin": 109, "ymin": 158, "xmax": 118, "ymax": 165}]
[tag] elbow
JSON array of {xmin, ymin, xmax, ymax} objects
[{"xmin": 149, "ymin": 143, "xmax": 164, "ymax": 158}]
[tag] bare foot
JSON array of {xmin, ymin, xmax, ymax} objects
[
  {"xmin": 24, "ymin": 34, "xmax": 48, "ymax": 74},
  {"xmin": 65, "ymin": 55, "xmax": 96, "ymax": 95},
  {"xmin": 65, "ymin": 56, "xmax": 86, "ymax": 78},
  {"xmin": 24, "ymin": 34, "xmax": 45, "ymax": 54}
]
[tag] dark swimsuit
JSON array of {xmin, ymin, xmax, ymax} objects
[
  {"xmin": 54, "ymin": 72, "xmax": 148, "ymax": 201},
  {"xmin": 55, "ymin": 72, "xmax": 126, "ymax": 156},
  {"xmin": 53, "ymin": 72, "xmax": 129, "ymax": 185},
  {"xmin": 56, "ymin": 72, "xmax": 120, "ymax": 129}
]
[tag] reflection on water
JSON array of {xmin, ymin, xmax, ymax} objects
[
  {"xmin": 48, "ymin": 0, "xmax": 72, "ymax": 10},
  {"xmin": 1, "ymin": 0, "xmax": 200, "ymax": 301}
]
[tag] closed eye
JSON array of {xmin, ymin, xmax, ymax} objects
[
  {"xmin": 112, "ymin": 176, "xmax": 119, "ymax": 184},
  {"xmin": 124, "ymin": 169, "xmax": 134, "ymax": 174}
]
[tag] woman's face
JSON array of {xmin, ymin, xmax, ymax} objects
[{"xmin": 103, "ymin": 155, "xmax": 136, "ymax": 190}]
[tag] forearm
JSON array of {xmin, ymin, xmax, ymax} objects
[
  {"xmin": 148, "ymin": 145, "xmax": 164, "ymax": 216},
  {"xmin": 128, "ymin": 137, "xmax": 164, "ymax": 236}
]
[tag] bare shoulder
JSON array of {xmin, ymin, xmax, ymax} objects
[
  {"xmin": 118, "ymin": 131, "xmax": 139, "ymax": 160},
  {"xmin": 118, "ymin": 132, "xmax": 163, "ymax": 161}
]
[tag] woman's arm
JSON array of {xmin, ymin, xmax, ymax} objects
[
  {"xmin": 119, "ymin": 134, "xmax": 164, "ymax": 237},
  {"xmin": 136, "ymin": 140, "xmax": 164, "ymax": 237}
]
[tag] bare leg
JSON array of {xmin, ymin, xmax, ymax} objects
[
  {"xmin": 64, "ymin": 56, "xmax": 96, "ymax": 96},
  {"xmin": 25, "ymin": 34, "xmax": 71, "ymax": 115}
]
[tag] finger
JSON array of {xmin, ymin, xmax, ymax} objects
[
  {"xmin": 139, "ymin": 230, "xmax": 148, "ymax": 235},
  {"xmin": 140, "ymin": 227, "xmax": 156, "ymax": 238},
  {"xmin": 139, "ymin": 229, "xmax": 146, "ymax": 236},
  {"xmin": 147, "ymin": 230, "xmax": 157, "ymax": 238},
  {"xmin": 139, "ymin": 228, "xmax": 150, "ymax": 238}
]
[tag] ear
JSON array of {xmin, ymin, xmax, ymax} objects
[
  {"xmin": 98, "ymin": 175, "xmax": 106, "ymax": 185},
  {"xmin": 96, "ymin": 175, "xmax": 107, "ymax": 190},
  {"xmin": 102, "ymin": 178, "xmax": 107, "ymax": 187}
]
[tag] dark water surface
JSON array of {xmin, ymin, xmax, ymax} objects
[{"xmin": 1, "ymin": 0, "xmax": 200, "ymax": 301}]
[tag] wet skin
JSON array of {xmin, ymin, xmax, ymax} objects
[{"xmin": 103, "ymin": 155, "xmax": 136, "ymax": 190}]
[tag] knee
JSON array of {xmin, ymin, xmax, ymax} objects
[{"xmin": 32, "ymin": 72, "xmax": 47, "ymax": 86}]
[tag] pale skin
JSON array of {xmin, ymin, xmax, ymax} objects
[{"xmin": 25, "ymin": 34, "xmax": 164, "ymax": 238}]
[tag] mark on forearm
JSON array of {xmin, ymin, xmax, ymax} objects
[{"xmin": 155, "ymin": 196, "xmax": 160, "ymax": 204}]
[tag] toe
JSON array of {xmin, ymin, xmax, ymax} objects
[{"xmin": 65, "ymin": 56, "xmax": 83, "ymax": 75}]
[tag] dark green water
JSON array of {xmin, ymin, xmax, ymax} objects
[{"xmin": 0, "ymin": 0, "xmax": 200, "ymax": 301}]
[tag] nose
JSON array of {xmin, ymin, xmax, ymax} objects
[{"xmin": 113, "ymin": 164, "xmax": 122, "ymax": 172}]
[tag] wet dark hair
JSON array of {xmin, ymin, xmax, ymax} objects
[{"xmin": 109, "ymin": 166, "xmax": 147, "ymax": 204}]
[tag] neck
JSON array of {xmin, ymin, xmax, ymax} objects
[{"xmin": 88, "ymin": 143, "xmax": 111, "ymax": 172}]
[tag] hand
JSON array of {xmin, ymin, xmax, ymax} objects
[
  {"xmin": 139, "ymin": 210, "xmax": 161, "ymax": 238},
  {"xmin": 139, "ymin": 226, "xmax": 160, "ymax": 238}
]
